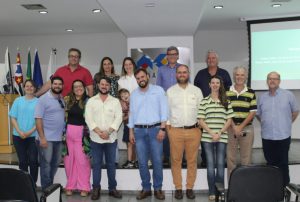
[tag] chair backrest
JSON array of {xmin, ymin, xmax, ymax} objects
[
  {"xmin": 0, "ymin": 168, "xmax": 38, "ymax": 202},
  {"xmin": 227, "ymin": 165, "xmax": 284, "ymax": 202}
]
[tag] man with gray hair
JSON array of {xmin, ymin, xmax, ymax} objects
[
  {"xmin": 156, "ymin": 46, "xmax": 182, "ymax": 167},
  {"xmin": 194, "ymin": 50, "xmax": 232, "ymax": 167},
  {"xmin": 257, "ymin": 71, "xmax": 299, "ymax": 187},
  {"xmin": 226, "ymin": 66, "xmax": 257, "ymax": 178}
]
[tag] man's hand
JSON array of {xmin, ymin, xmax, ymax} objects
[
  {"xmin": 39, "ymin": 137, "xmax": 48, "ymax": 148},
  {"xmin": 129, "ymin": 131, "xmax": 135, "ymax": 144},
  {"xmin": 156, "ymin": 129, "xmax": 165, "ymax": 142}
]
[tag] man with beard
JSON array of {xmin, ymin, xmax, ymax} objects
[
  {"xmin": 129, "ymin": 68, "xmax": 168, "ymax": 200},
  {"xmin": 167, "ymin": 65, "xmax": 203, "ymax": 199},
  {"xmin": 35, "ymin": 76, "xmax": 65, "ymax": 190},
  {"xmin": 85, "ymin": 77, "xmax": 123, "ymax": 200},
  {"xmin": 194, "ymin": 50, "xmax": 232, "ymax": 167}
]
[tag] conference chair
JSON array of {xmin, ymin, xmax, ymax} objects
[
  {"xmin": 0, "ymin": 168, "xmax": 62, "ymax": 202},
  {"xmin": 215, "ymin": 165, "xmax": 284, "ymax": 202},
  {"xmin": 285, "ymin": 183, "xmax": 300, "ymax": 202}
]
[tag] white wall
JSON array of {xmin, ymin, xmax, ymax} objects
[{"xmin": 0, "ymin": 32, "xmax": 127, "ymax": 78}]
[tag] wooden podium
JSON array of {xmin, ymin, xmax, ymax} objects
[{"xmin": 0, "ymin": 94, "xmax": 19, "ymax": 153}]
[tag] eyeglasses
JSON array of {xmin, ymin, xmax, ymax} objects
[
  {"xmin": 57, "ymin": 99, "xmax": 65, "ymax": 109},
  {"xmin": 68, "ymin": 55, "xmax": 80, "ymax": 59},
  {"xmin": 167, "ymin": 53, "xmax": 178, "ymax": 56},
  {"xmin": 267, "ymin": 78, "xmax": 280, "ymax": 81}
]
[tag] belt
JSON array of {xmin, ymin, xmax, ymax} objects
[
  {"xmin": 134, "ymin": 123, "xmax": 161, "ymax": 128},
  {"xmin": 175, "ymin": 123, "xmax": 198, "ymax": 129}
]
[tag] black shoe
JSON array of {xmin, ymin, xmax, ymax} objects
[
  {"xmin": 186, "ymin": 189, "xmax": 195, "ymax": 199},
  {"xmin": 175, "ymin": 189, "xmax": 183, "ymax": 199},
  {"xmin": 136, "ymin": 190, "xmax": 152, "ymax": 200},
  {"xmin": 91, "ymin": 187, "xmax": 100, "ymax": 200},
  {"xmin": 109, "ymin": 189, "xmax": 122, "ymax": 198},
  {"xmin": 122, "ymin": 160, "xmax": 135, "ymax": 168}
]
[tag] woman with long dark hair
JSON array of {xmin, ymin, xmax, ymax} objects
[
  {"xmin": 64, "ymin": 79, "xmax": 91, "ymax": 197},
  {"xmin": 197, "ymin": 75, "xmax": 234, "ymax": 201}
]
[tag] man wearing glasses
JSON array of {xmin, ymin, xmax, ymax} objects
[
  {"xmin": 257, "ymin": 71, "xmax": 299, "ymax": 187},
  {"xmin": 156, "ymin": 46, "xmax": 181, "ymax": 168},
  {"xmin": 36, "ymin": 48, "xmax": 93, "ymax": 97},
  {"xmin": 35, "ymin": 76, "xmax": 65, "ymax": 190}
]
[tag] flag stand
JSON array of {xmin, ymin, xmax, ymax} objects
[{"xmin": 0, "ymin": 94, "xmax": 18, "ymax": 153}]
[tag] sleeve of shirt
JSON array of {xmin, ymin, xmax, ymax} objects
[
  {"xmin": 159, "ymin": 88, "xmax": 168, "ymax": 122},
  {"xmin": 256, "ymin": 96, "xmax": 262, "ymax": 117},
  {"xmin": 289, "ymin": 92, "xmax": 300, "ymax": 112},
  {"xmin": 8, "ymin": 97, "xmax": 19, "ymax": 118},
  {"xmin": 127, "ymin": 94, "xmax": 135, "ymax": 128},
  {"xmin": 84, "ymin": 69, "xmax": 94, "ymax": 86},
  {"xmin": 110, "ymin": 100, "xmax": 123, "ymax": 131},
  {"xmin": 224, "ymin": 71, "xmax": 232, "ymax": 90},
  {"xmin": 250, "ymin": 92, "xmax": 257, "ymax": 111},
  {"xmin": 34, "ymin": 98, "xmax": 45, "ymax": 119},
  {"xmin": 197, "ymin": 101, "xmax": 206, "ymax": 119},
  {"xmin": 194, "ymin": 72, "xmax": 200, "ymax": 87},
  {"xmin": 156, "ymin": 68, "xmax": 162, "ymax": 86},
  {"xmin": 84, "ymin": 99, "xmax": 97, "ymax": 130},
  {"xmin": 226, "ymin": 102, "xmax": 235, "ymax": 119}
]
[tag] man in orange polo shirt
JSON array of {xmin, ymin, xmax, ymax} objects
[{"xmin": 36, "ymin": 48, "xmax": 93, "ymax": 97}]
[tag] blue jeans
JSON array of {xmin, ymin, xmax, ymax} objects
[
  {"xmin": 13, "ymin": 136, "xmax": 38, "ymax": 183},
  {"xmin": 202, "ymin": 142, "xmax": 226, "ymax": 195},
  {"xmin": 38, "ymin": 141, "xmax": 62, "ymax": 190},
  {"xmin": 91, "ymin": 140, "xmax": 117, "ymax": 190},
  {"xmin": 135, "ymin": 127, "xmax": 163, "ymax": 191}
]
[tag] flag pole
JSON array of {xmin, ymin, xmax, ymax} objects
[{"xmin": 7, "ymin": 48, "xmax": 14, "ymax": 94}]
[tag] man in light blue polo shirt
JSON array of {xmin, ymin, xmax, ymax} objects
[
  {"xmin": 257, "ymin": 71, "xmax": 299, "ymax": 186},
  {"xmin": 129, "ymin": 68, "xmax": 168, "ymax": 200},
  {"xmin": 35, "ymin": 76, "xmax": 65, "ymax": 190}
]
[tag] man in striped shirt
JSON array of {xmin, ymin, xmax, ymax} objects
[{"xmin": 226, "ymin": 66, "xmax": 257, "ymax": 178}]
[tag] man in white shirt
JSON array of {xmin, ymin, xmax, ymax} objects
[
  {"xmin": 167, "ymin": 65, "xmax": 203, "ymax": 199},
  {"xmin": 85, "ymin": 77, "xmax": 122, "ymax": 200}
]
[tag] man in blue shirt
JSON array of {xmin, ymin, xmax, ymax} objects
[
  {"xmin": 156, "ymin": 46, "xmax": 181, "ymax": 167},
  {"xmin": 194, "ymin": 50, "xmax": 232, "ymax": 167},
  {"xmin": 35, "ymin": 76, "xmax": 65, "ymax": 190},
  {"xmin": 129, "ymin": 68, "xmax": 168, "ymax": 200},
  {"xmin": 257, "ymin": 71, "xmax": 299, "ymax": 186}
]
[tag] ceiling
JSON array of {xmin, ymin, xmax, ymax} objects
[{"xmin": 0, "ymin": 0, "xmax": 299, "ymax": 37}]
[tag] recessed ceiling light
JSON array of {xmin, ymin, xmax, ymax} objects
[
  {"xmin": 214, "ymin": 5, "xmax": 223, "ymax": 9},
  {"xmin": 145, "ymin": 3, "xmax": 155, "ymax": 7},
  {"xmin": 39, "ymin": 11, "xmax": 48, "ymax": 14},
  {"xmin": 92, "ymin": 9, "xmax": 101, "ymax": 13},
  {"xmin": 65, "ymin": 29, "xmax": 73, "ymax": 32},
  {"xmin": 272, "ymin": 4, "xmax": 281, "ymax": 7}
]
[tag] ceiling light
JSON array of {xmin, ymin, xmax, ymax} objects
[
  {"xmin": 272, "ymin": 4, "xmax": 281, "ymax": 7},
  {"xmin": 92, "ymin": 9, "xmax": 101, "ymax": 13},
  {"xmin": 145, "ymin": 3, "xmax": 155, "ymax": 8},
  {"xmin": 39, "ymin": 11, "xmax": 48, "ymax": 14},
  {"xmin": 214, "ymin": 5, "xmax": 223, "ymax": 9},
  {"xmin": 65, "ymin": 29, "xmax": 73, "ymax": 32}
]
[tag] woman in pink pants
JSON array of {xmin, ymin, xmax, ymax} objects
[{"xmin": 64, "ymin": 80, "xmax": 91, "ymax": 197}]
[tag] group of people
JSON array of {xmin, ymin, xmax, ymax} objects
[{"xmin": 8, "ymin": 47, "xmax": 299, "ymax": 201}]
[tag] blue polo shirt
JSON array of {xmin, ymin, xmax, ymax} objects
[
  {"xmin": 34, "ymin": 91, "xmax": 65, "ymax": 141},
  {"xmin": 257, "ymin": 88, "xmax": 299, "ymax": 140},
  {"xmin": 194, "ymin": 67, "xmax": 232, "ymax": 97},
  {"xmin": 9, "ymin": 96, "xmax": 38, "ymax": 137},
  {"xmin": 156, "ymin": 63, "xmax": 181, "ymax": 91}
]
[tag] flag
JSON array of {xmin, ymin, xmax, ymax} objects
[
  {"xmin": 154, "ymin": 53, "xmax": 168, "ymax": 68},
  {"xmin": 33, "ymin": 50, "xmax": 43, "ymax": 89},
  {"xmin": 46, "ymin": 49, "xmax": 56, "ymax": 80},
  {"xmin": 0, "ymin": 48, "xmax": 13, "ymax": 93},
  {"xmin": 14, "ymin": 52, "xmax": 24, "ymax": 95},
  {"xmin": 26, "ymin": 49, "xmax": 32, "ymax": 80},
  {"xmin": 137, "ymin": 55, "xmax": 153, "ymax": 69}
]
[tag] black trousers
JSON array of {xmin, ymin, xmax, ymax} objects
[{"xmin": 262, "ymin": 137, "xmax": 291, "ymax": 186}]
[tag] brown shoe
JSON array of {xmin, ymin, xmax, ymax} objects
[
  {"xmin": 80, "ymin": 191, "xmax": 88, "ymax": 197},
  {"xmin": 154, "ymin": 190, "xmax": 165, "ymax": 200},
  {"xmin": 175, "ymin": 189, "xmax": 183, "ymax": 199},
  {"xmin": 136, "ymin": 190, "xmax": 152, "ymax": 200},
  {"xmin": 65, "ymin": 190, "xmax": 72, "ymax": 196},
  {"xmin": 109, "ymin": 189, "xmax": 122, "ymax": 199},
  {"xmin": 186, "ymin": 189, "xmax": 195, "ymax": 199},
  {"xmin": 91, "ymin": 187, "xmax": 100, "ymax": 200}
]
